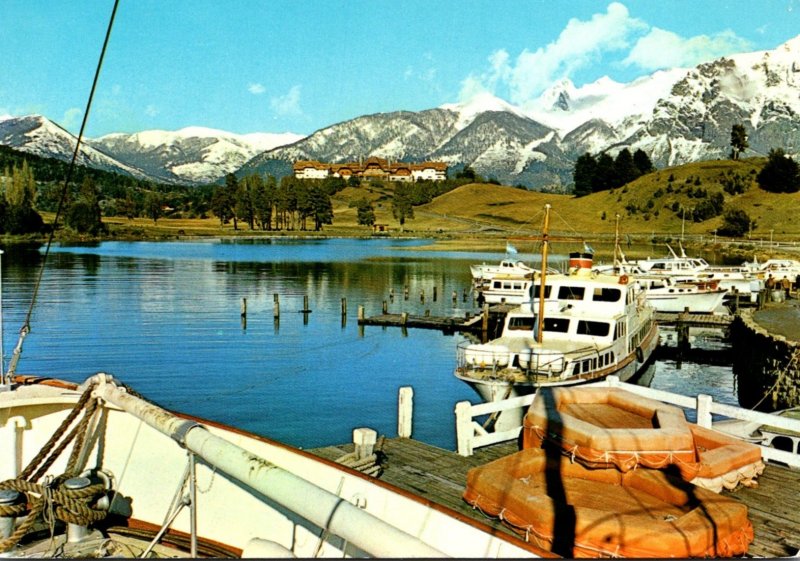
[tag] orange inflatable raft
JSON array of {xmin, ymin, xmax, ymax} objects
[
  {"xmin": 463, "ymin": 447, "xmax": 754, "ymax": 558},
  {"xmin": 521, "ymin": 387, "xmax": 764, "ymax": 492}
]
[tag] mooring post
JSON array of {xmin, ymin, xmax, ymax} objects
[
  {"xmin": 398, "ymin": 387, "xmax": 413, "ymax": 438},
  {"xmin": 404, "ymin": 286, "xmax": 409, "ymax": 300},
  {"xmin": 433, "ymin": 286, "xmax": 437, "ymax": 301},
  {"xmin": 389, "ymin": 287, "xmax": 395, "ymax": 301},
  {"xmin": 341, "ymin": 297, "xmax": 347, "ymax": 316},
  {"xmin": 302, "ymin": 295, "xmax": 311, "ymax": 313},
  {"xmin": 401, "ymin": 312, "xmax": 408, "ymax": 326},
  {"xmin": 353, "ymin": 427, "xmax": 378, "ymax": 459},
  {"xmin": 241, "ymin": 298, "xmax": 247, "ymax": 318},
  {"xmin": 358, "ymin": 305, "xmax": 365, "ymax": 321},
  {"xmin": 455, "ymin": 401, "xmax": 473, "ymax": 457},
  {"xmin": 452, "ymin": 290, "xmax": 458, "ymax": 305},
  {"xmin": 382, "ymin": 300, "xmax": 388, "ymax": 314},
  {"xmin": 419, "ymin": 289, "xmax": 425, "ymax": 303},
  {"xmin": 273, "ymin": 294, "xmax": 280, "ymax": 319},
  {"xmin": 481, "ymin": 303, "xmax": 489, "ymax": 341}
]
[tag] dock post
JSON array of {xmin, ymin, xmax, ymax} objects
[
  {"xmin": 419, "ymin": 289, "xmax": 425, "ymax": 303},
  {"xmin": 452, "ymin": 290, "xmax": 458, "ymax": 306},
  {"xmin": 389, "ymin": 287, "xmax": 395, "ymax": 301},
  {"xmin": 401, "ymin": 312, "xmax": 408, "ymax": 326},
  {"xmin": 241, "ymin": 298, "xmax": 247, "ymax": 318},
  {"xmin": 433, "ymin": 286, "xmax": 437, "ymax": 301},
  {"xmin": 398, "ymin": 387, "xmax": 414, "ymax": 438},
  {"xmin": 404, "ymin": 286, "xmax": 409, "ymax": 300},
  {"xmin": 455, "ymin": 401, "xmax": 473, "ymax": 456},
  {"xmin": 358, "ymin": 305, "xmax": 365, "ymax": 321},
  {"xmin": 697, "ymin": 394, "xmax": 713, "ymax": 428},
  {"xmin": 302, "ymin": 295, "xmax": 311, "ymax": 313},
  {"xmin": 353, "ymin": 427, "xmax": 378, "ymax": 459},
  {"xmin": 382, "ymin": 300, "xmax": 388, "ymax": 314},
  {"xmin": 481, "ymin": 303, "xmax": 489, "ymax": 342},
  {"xmin": 341, "ymin": 297, "xmax": 347, "ymax": 317},
  {"xmin": 273, "ymin": 294, "xmax": 280, "ymax": 319}
]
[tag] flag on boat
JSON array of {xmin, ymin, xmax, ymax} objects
[
  {"xmin": 506, "ymin": 242, "xmax": 518, "ymax": 254},
  {"xmin": 583, "ymin": 242, "xmax": 595, "ymax": 254}
]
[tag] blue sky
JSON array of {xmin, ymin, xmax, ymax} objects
[{"xmin": 2, "ymin": 0, "xmax": 798, "ymax": 138}]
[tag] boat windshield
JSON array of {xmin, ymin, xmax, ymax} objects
[{"xmin": 507, "ymin": 316, "xmax": 536, "ymax": 331}]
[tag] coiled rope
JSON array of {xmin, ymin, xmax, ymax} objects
[{"xmin": 0, "ymin": 382, "xmax": 107, "ymax": 553}]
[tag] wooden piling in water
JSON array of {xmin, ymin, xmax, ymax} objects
[
  {"xmin": 273, "ymin": 294, "xmax": 280, "ymax": 319},
  {"xmin": 358, "ymin": 305, "xmax": 365, "ymax": 321},
  {"xmin": 301, "ymin": 295, "xmax": 311, "ymax": 313},
  {"xmin": 433, "ymin": 286, "xmax": 437, "ymax": 301},
  {"xmin": 241, "ymin": 298, "xmax": 247, "ymax": 318},
  {"xmin": 341, "ymin": 297, "xmax": 347, "ymax": 316},
  {"xmin": 382, "ymin": 300, "xmax": 388, "ymax": 314}
]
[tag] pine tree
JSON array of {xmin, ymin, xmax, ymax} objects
[{"xmin": 730, "ymin": 124, "xmax": 749, "ymax": 161}]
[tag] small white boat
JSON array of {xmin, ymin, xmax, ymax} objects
[
  {"xmin": 477, "ymin": 276, "xmax": 533, "ymax": 304},
  {"xmin": 455, "ymin": 207, "xmax": 659, "ymax": 431},
  {"xmin": 470, "ymin": 258, "xmax": 535, "ymax": 287},
  {"xmin": 638, "ymin": 276, "xmax": 728, "ymax": 314}
]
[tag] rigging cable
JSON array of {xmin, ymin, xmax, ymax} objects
[{"xmin": 2, "ymin": 0, "xmax": 120, "ymax": 384}]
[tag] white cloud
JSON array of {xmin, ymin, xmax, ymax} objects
[
  {"xmin": 460, "ymin": 2, "xmax": 646, "ymax": 105},
  {"xmin": 270, "ymin": 85, "xmax": 302, "ymax": 116},
  {"xmin": 458, "ymin": 1, "xmax": 750, "ymax": 107},
  {"xmin": 248, "ymin": 83, "xmax": 266, "ymax": 95},
  {"xmin": 623, "ymin": 28, "xmax": 751, "ymax": 71},
  {"xmin": 62, "ymin": 107, "xmax": 83, "ymax": 129}
]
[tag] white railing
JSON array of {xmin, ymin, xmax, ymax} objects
[{"xmin": 453, "ymin": 375, "xmax": 800, "ymax": 468}]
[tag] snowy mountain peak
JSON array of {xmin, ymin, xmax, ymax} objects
[{"xmin": 441, "ymin": 92, "xmax": 527, "ymax": 129}]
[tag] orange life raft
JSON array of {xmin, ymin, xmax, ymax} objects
[
  {"xmin": 463, "ymin": 447, "xmax": 754, "ymax": 558},
  {"xmin": 521, "ymin": 387, "xmax": 764, "ymax": 492}
]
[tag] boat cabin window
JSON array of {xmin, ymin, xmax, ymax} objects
[
  {"xmin": 591, "ymin": 287, "xmax": 621, "ymax": 302},
  {"xmin": 530, "ymin": 285, "xmax": 552, "ymax": 299},
  {"xmin": 507, "ymin": 316, "xmax": 536, "ymax": 331},
  {"xmin": 577, "ymin": 320, "xmax": 610, "ymax": 337},
  {"xmin": 557, "ymin": 286, "xmax": 585, "ymax": 300},
  {"xmin": 543, "ymin": 317, "xmax": 570, "ymax": 333}
]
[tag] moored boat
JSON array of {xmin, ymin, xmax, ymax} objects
[
  {"xmin": 455, "ymin": 206, "xmax": 658, "ymax": 431},
  {"xmin": 0, "ymin": 374, "xmax": 546, "ymax": 558}
]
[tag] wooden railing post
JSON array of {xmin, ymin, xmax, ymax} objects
[
  {"xmin": 697, "ymin": 394, "xmax": 713, "ymax": 428},
  {"xmin": 455, "ymin": 401, "xmax": 474, "ymax": 456}
]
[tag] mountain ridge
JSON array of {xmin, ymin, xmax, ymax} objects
[{"xmin": 2, "ymin": 35, "xmax": 799, "ymax": 189}]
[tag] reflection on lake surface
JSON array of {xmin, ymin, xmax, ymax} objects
[{"xmin": 1, "ymin": 239, "xmax": 740, "ymax": 449}]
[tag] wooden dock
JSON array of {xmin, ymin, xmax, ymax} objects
[
  {"xmin": 654, "ymin": 311, "xmax": 734, "ymax": 328},
  {"xmin": 311, "ymin": 437, "xmax": 800, "ymax": 558},
  {"xmin": 357, "ymin": 304, "xmax": 516, "ymax": 336}
]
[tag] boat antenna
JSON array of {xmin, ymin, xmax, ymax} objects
[
  {"xmin": 1, "ymin": 0, "xmax": 120, "ymax": 387},
  {"xmin": 535, "ymin": 204, "xmax": 551, "ymax": 344}
]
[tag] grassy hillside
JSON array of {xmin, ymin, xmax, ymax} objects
[
  {"xmin": 67, "ymin": 156, "xmax": 799, "ymax": 252},
  {"xmin": 330, "ymin": 157, "xmax": 800, "ymax": 243}
]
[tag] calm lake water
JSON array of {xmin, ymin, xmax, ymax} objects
[{"xmin": 0, "ymin": 238, "xmax": 739, "ymax": 449}]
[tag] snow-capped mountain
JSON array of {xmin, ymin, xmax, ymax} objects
[
  {"xmin": 0, "ymin": 114, "xmax": 151, "ymax": 179},
  {"xmin": 3, "ymin": 35, "xmax": 800, "ymax": 190},
  {"xmin": 91, "ymin": 127, "xmax": 304, "ymax": 184}
]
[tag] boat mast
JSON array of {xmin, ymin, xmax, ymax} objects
[
  {"xmin": 535, "ymin": 204, "xmax": 551, "ymax": 344},
  {"xmin": 613, "ymin": 213, "xmax": 620, "ymax": 274}
]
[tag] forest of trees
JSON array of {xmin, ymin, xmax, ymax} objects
[{"xmin": 572, "ymin": 148, "xmax": 655, "ymax": 197}]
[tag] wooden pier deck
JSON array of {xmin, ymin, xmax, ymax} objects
[{"xmin": 311, "ymin": 437, "xmax": 800, "ymax": 558}]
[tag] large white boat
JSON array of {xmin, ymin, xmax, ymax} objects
[
  {"xmin": 469, "ymin": 258, "xmax": 535, "ymax": 290},
  {"xmin": 0, "ymin": 374, "xmax": 545, "ymax": 558},
  {"xmin": 455, "ymin": 206, "xmax": 659, "ymax": 431}
]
